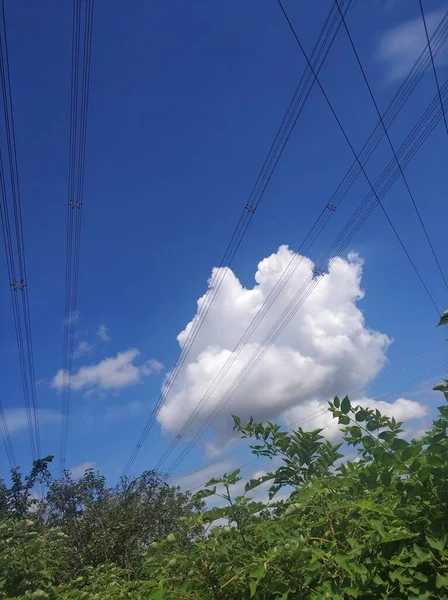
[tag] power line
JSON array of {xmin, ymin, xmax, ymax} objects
[
  {"xmin": 186, "ymin": 358, "xmax": 447, "ymax": 493},
  {"xmin": 0, "ymin": 0, "xmax": 41, "ymax": 461},
  {"xmin": 170, "ymin": 342, "xmax": 447, "ymax": 486},
  {"xmin": 124, "ymin": 4, "xmax": 448, "ymax": 477},
  {"xmin": 60, "ymin": 0, "xmax": 94, "ymax": 472},
  {"xmin": 335, "ymin": 0, "xmax": 448, "ymax": 293},
  {"xmin": 121, "ymin": 0, "xmax": 356, "ymax": 477},
  {"xmin": 158, "ymin": 35, "xmax": 448, "ymax": 474},
  {"xmin": 154, "ymin": 11, "xmax": 448, "ymax": 470},
  {"xmin": 277, "ymin": 0, "xmax": 442, "ymax": 315},
  {"xmin": 419, "ymin": 0, "xmax": 448, "ymax": 141},
  {"xmin": 163, "ymin": 32, "xmax": 448, "ymax": 477},
  {"xmin": 0, "ymin": 396, "xmax": 16, "ymax": 470}
]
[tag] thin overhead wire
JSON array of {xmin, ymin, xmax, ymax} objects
[
  {"xmin": 122, "ymin": 0, "xmax": 356, "ymax": 477},
  {"xmin": 60, "ymin": 0, "xmax": 94, "ymax": 472},
  {"xmin": 0, "ymin": 0, "xmax": 40, "ymax": 461},
  {"xmin": 163, "ymin": 36, "xmax": 448, "ymax": 477},
  {"xmin": 0, "ymin": 396, "xmax": 16, "ymax": 470},
  {"xmin": 157, "ymin": 40, "xmax": 448, "ymax": 475},
  {"xmin": 187, "ymin": 357, "xmax": 448, "ymax": 493},
  {"xmin": 419, "ymin": 0, "xmax": 448, "ymax": 140},
  {"xmin": 335, "ymin": 0, "xmax": 448, "ymax": 292},
  {"xmin": 277, "ymin": 0, "xmax": 442, "ymax": 315},
  {"xmin": 171, "ymin": 341, "xmax": 447, "ymax": 485},
  {"xmin": 124, "ymin": 5, "xmax": 448, "ymax": 477}
]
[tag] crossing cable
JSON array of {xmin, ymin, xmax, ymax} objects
[
  {"xmin": 121, "ymin": 0, "xmax": 356, "ymax": 476},
  {"xmin": 155, "ymin": 45, "xmax": 448, "ymax": 474},
  {"xmin": 170, "ymin": 342, "xmax": 447, "ymax": 484},
  {"xmin": 186, "ymin": 359, "xmax": 448, "ymax": 493},
  {"xmin": 419, "ymin": 0, "xmax": 448, "ymax": 141},
  {"xmin": 0, "ymin": 396, "xmax": 16, "ymax": 470},
  {"xmin": 152, "ymin": 11, "xmax": 448, "ymax": 472},
  {"xmin": 287, "ymin": 357, "xmax": 448, "ymax": 435},
  {"xmin": 163, "ymin": 43, "xmax": 448, "ymax": 477},
  {"xmin": 124, "ymin": 6, "xmax": 448, "ymax": 477},
  {"xmin": 277, "ymin": 0, "xmax": 442, "ymax": 314},
  {"xmin": 0, "ymin": 0, "xmax": 40, "ymax": 461},
  {"xmin": 335, "ymin": 0, "xmax": 448, "ymax": 292},
  {"xmin": 60, "ymin": 0, "xmax": 94, "ymax": 472}
]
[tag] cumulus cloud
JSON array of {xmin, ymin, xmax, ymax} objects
[
  {"xmin": 157, "ymin": 246, "xmax": 394, "ymax": 447},
  {"xmin": 282, "ymin": 396, "xmax": 428, "ymax": 442},
  {"xmin": 70, "ymin": 461, "xmax": 96, "ymax": 479},
  {"xmin": 377, "ymin": 9, "xmax": 446, "ymax": 80},
  {"xmin": 52, "ymin": 349, "xmax": 163, "ymax": 393},
  {"xmin": 97, "ymin": 324, "xmax": 110, "ymax": 343},
  {"xmin": 5, "ymin": 408, "xmax": 60, "ymax": 435}
]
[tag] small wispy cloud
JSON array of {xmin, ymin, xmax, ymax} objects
[
  {"xmin": 73, "ymin": 341, "xmax": 93, "ymax": 358},
  {"xmin": 70, "ymin": 461, "xmax": 96, "ymax": 479},
  {"xmin": 146, "ymin": 358, "xmax": 164, "ymax": 375},
  {"xmin": 5, "ymin": 408, "xmax": 60, "ymax": 435},
  {"xmin": 97, "ymin": 324, "xmax": 110, "ymax": 343},
  {"xmin": 63, "ymin": 310, "xmax": 79, "ymax": 326},
  {"xmin": 51, "ymin": 349, "xmax": 163, "ymax": 393},
  {"xmin": 377, "ymin": 9, "xmax": 446, "ymax": 80}
]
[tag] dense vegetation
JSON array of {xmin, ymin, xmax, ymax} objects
[{"xmin": 1, "ymin": 311, "xmax": 447, "ymax": 599}]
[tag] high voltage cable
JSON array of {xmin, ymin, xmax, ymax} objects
[
  {"xmin": 123, "ymin": 4, "xmax": 448, "ymax": 477},
  {"xmin": 121, "ymin": 0, "xmax": 355, "ymax": 476},
  {"xmin": 163, "ymin": 42, "xmax": 448, "ymax": 477},
  {"xmin": 277, "ymin": 0, "xmax": 442, "ymax": 315},
  {"xmin": 153, "ymin": 9, "xmax": 448, "ymax": 471},
  {"xmin": 153, "ymin": 27, "xmax": 448, "ymax": 474},
  {"xmin": 186, "ymin": 358, "xmax": 448, "ymax": 493},
  {"xmin": 60, "ymin": 0, "xmax": 94, "ymax": 472},
  {"xmin": 0, "ymin": 396, "xmax": 16, "ymax": 470},
  {"xmin": 419, "ymin": 0, "xmax": 448, "ymax": 141},
  {"xmin": 335, "ymin": 0, "xmax": 448, "ymax": 292},
  {"xmin": 0, "ymin": 0, "xmax": 40, "ymax": 461},
  {"xmin": 169, "ymin": 342, "xmax": 447, "ymax": 485}
]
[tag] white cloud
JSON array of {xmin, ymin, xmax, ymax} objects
[
  {"xmin": 74, "ymin": 341, "xmax": 93, "ymax": 358},
  {"xmin": 377, "ymin": 9, "xmax": 446, "ymax": 80},
  {"xmin": 5, "ymin": 408, "xmax": 60, "ymax": 435},
  {"xmin": 282, "ymin": 396, "xmax": 428, "ymax": 442},
  {"xmin": 63, "ymin": 310, "xmax": 79, "ymax": 326},
  {"xmin": 52, "ymin": 349, "xmax": 162, "ymax": 392},
  {"xmin": 146, "ymin": 358, "xmax": 164, "ymax": 374},
  {"xmin": 157, "ymin": 246, "xmax": 392, "ymax": 447},
  {"xmin": 70, "ymin": 461, "xmax": 96, "ymax": 479},
  {"xmin": 97, "ymin": 324, "xmax": 110, "ymax": 343}
]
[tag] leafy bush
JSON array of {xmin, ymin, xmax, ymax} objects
[{"xmin": 0, "ymin": 313, "xmax": 446, "ymax": 598}]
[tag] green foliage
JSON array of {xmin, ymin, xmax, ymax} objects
[{"xmin": 1, "ymin": 313, "xmax": 447, "ymax": 598}]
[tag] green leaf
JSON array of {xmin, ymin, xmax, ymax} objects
[
  {"xmin": 249, "ymin": 579, "xmax": 258, "ymax": 597},
  {"xmin": 333, "ymin": 396, "xmax": 340, "ymax": 408},
  {"xmin": 341, "ymin": 396, "xmax": 351, "ymax": 415},
  {"xmin": 437, "ymin": 309, "xmax": 448, "ymax": 327},
  {"xmin": 402, "ymin": 444, "xmax": 422, "ymax": 461},
  {"xmin": 391, "ymin": 438, "xmax": 409, "ymax": 451},
  {"xmin": 192, "ymin": 486, "xmax": 216, "ymax": 501},
  {"xmin": 413, "ymin": 544, "xmax": 432, "ymax": 562},
  {"xmin": 366, "ymin": 420, "xmax": 379, "ymax": 431},
  {"xmin": 426, "ymin": 534, "xmax": 447, "ymax": 552},
  {"xmin": 433, "ymin": 382, "xmax": 448, "ymax": 392},
  {"xmin": 436, "ymin": 572, "xmax": 448, "ymax": 588},
  {"xmin": 381, "ymin": 469, "xmax": 391, "ymax": 485},
  {"xmin": 355, "ymin": 410, "xmax": 366, "ymax": 422}
]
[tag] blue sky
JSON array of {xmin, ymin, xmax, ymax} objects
[{"xmin": 0, "ymin": 0, "xmax": 447, "ymax": 486}]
